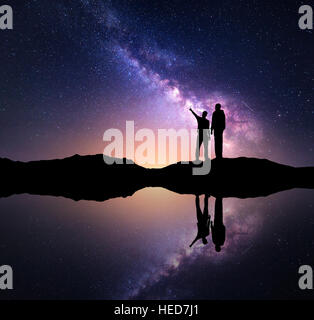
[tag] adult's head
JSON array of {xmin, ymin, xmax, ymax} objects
[
  {"xmin": 215, "ymin": 103, "xmax": 221, "ymax": 111},
  {"xmin": 202, "ymin": 111, "xmax": 208, "ymax": 118}
]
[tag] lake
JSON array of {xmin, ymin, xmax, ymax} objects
[{"xmin": 0, "ymin": 187, "xmax": 313, "ymax": 299}]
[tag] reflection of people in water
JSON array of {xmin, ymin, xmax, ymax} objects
[
  {"xmin": 211, "ymin": 197, "xmax": 225, "ymax": 252},
  {"xmin": 190, "ymin": 194, "xmax": 210, "ymax": 247}
]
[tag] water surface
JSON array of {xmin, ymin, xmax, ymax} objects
[{"xmin": 0, "ymin": 188, "xmax": 313, "ymax": 299}]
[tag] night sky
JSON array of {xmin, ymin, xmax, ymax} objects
[
  {"xmin": 0, "ymin": 0, "xmax": 313, "ymax": 165},
  {"xmin": 0, "ymin": 0, "xmax": 314, "ymax": 300}
]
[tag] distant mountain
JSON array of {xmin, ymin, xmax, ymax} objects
[
  {"xmin": 0, "ymin": 154, "xmax": 313, "ymax": 201},
  {"xmin": 0, "ymin": 154, "xmax": 146, "ymax": 201}
]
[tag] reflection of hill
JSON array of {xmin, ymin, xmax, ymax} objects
[{"xmin": 1, "ymin": 154, "xmax": 313, "ymax": 201}]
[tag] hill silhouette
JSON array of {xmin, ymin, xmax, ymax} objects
[{"xmin": 0, "ymin": 154, "xmax": 313, "ymax": 201}]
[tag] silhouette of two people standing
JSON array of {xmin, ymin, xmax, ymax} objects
[
  {"xmin": 190, "ymin": 103, "xmax": 226, "ymax": 159},
  {"xmin": 190, "ymin": 195, "xmax": 225, "ymax": 252}
]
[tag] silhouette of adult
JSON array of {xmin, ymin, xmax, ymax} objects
[
  {"xmin": 189, "ymin": 108, "xmax": 210, "ymax": 161},
  {"xmin": 211, "ymin": 104, "xmax": 225, "ymax": 159},
  {"xmin": 211, "ymin": 197, "xmax": 225, "ymax": 252},
  {"xmin": 190, "ymin": 194, "xmax": 210, "ymax": 247}
]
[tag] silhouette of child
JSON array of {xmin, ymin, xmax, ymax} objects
[
  {"xmin": 190, "ymin": 194, "xmax": 210, "ymax": 247},
  {"xmin": 189, "ymin": 108, "xmax": 210, "ymax": 161}
]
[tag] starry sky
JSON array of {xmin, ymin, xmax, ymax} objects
[
  {"xmin": 0, "ymin": 0, "xmax": 313, "ymax": 165},
  {"xmin": 0, "ymin": 1, "xmax": 314, "ymax": 300}
]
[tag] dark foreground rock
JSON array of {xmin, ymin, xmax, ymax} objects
[{"xmin": 0, "ymin": 154, "xmax": 313, "ymax": 201}]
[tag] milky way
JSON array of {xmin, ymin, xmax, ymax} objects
[
  {"xmin": 1, "ymin": 1, "xmax": 313, "ymax": 165},
  {"xmin": 84, "ymin": 3, "xmax": 265, "ymax": 160},
  {"xmin": 0, "ymin": 0, "xmax": 313, "ymax": 300}
]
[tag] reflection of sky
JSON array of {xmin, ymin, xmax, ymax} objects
[{"xmin": 1, "ymin": 187, "xmax": 313, "ymax": 299}]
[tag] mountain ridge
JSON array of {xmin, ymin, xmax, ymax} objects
[{"xmin": 0, "ymin": 154, "xmax": 313, "ymax": 201}]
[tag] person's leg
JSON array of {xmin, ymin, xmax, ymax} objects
[
  {"xmin": 196, "ymin": 131, "xmax": 203, "ymax": 161},
  {"xmin": 215, "ymin": 132, "xmax": 222, "ymax": 159},
  {"xmin": 199, "ymin": 131, "xmax": 203, "ymax": 154},
  {"xmin": 203, "ymin": 194, "xmax": 209, "ymax": 219},
  {"xmin": 195, "ymin": 131, "xmax": 200, "ymax": 161},
  {"xmin": 215, "ymin": 197, "xmax": 223, "ymax": 225},
  {"xmin": 220, "ymin": 132, "xmax": 223, "ymax": 158},
  {"xmin": 195, "ymin": 195, "xmax": 202, "ymax": 221},
  {"xmin": 214, "ymin": 134, "xmax": 219, "ymax": 159},
  {"xmin": 203, "ymin": 130, "xmax": 209, "ymax": 160}
]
